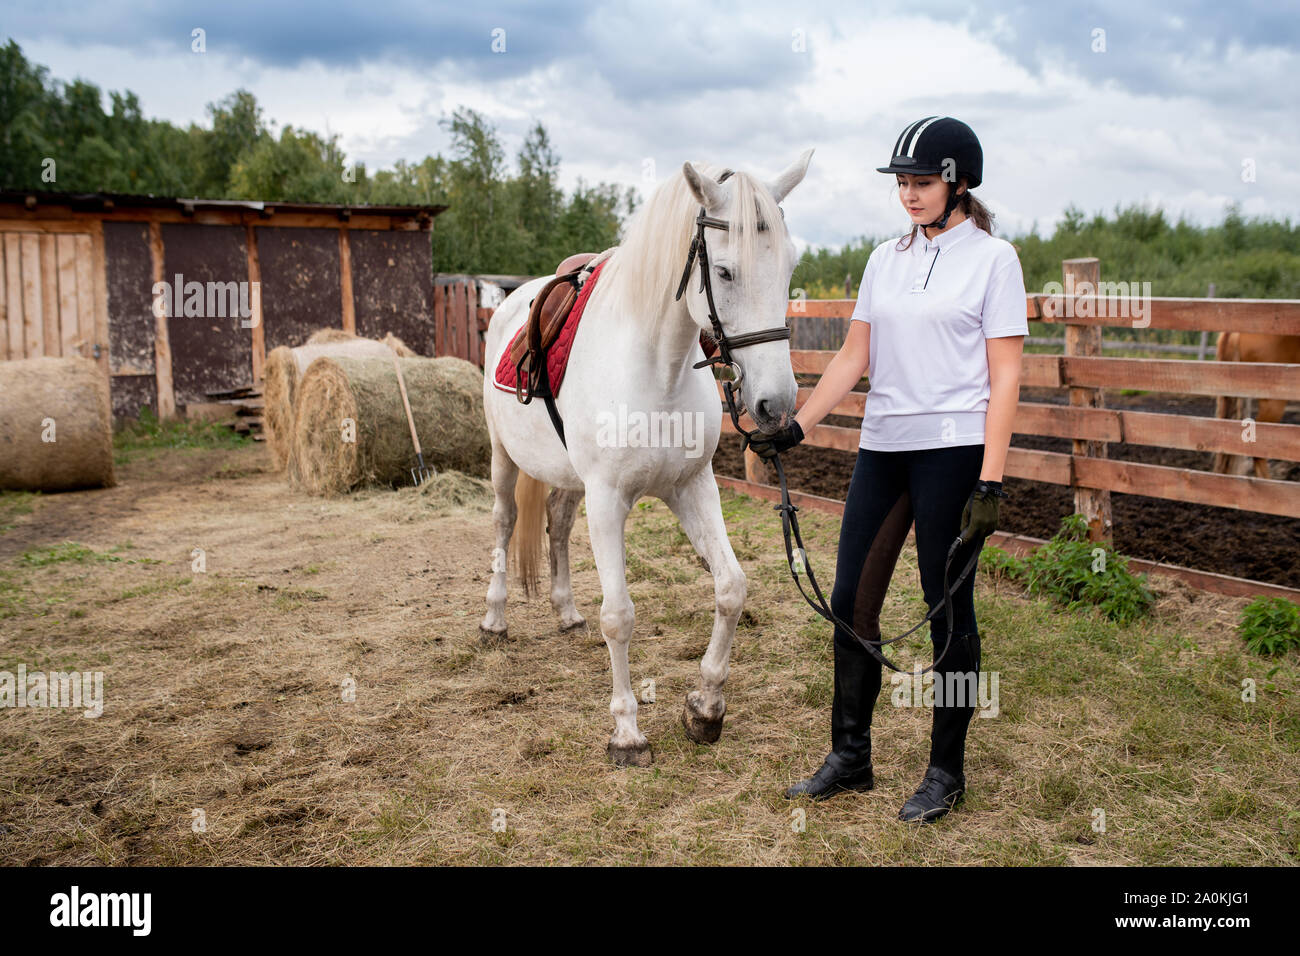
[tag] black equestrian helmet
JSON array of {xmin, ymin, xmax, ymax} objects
[{"xmin": 877, "ymin": 116, "xmax": 983, "ymax": 189}]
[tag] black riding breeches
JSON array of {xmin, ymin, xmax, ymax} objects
[{"xmin": 828, "ymin": 443, "xmax": 987, "ymax": 775}]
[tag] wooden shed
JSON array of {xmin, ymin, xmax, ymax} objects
[{"xmin": 0, "ymin": 191, "xmax": 446, "ymax": 420}]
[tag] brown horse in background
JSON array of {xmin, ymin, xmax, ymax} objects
[{"xmin": 1213, "ymin": 332, "xmax": 1300, "ymax": 476}]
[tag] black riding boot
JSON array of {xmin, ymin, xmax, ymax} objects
[
  {"xmin": 786, "ymin": 638, "xmax": 880, "ymax": 800},
  {"xmin": 900, "ymin": 629, "xmax": 980, "ymax": 823}
]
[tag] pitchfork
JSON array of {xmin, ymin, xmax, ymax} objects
[{"xmin": 392, "ymin": 355, "xmax": 436, "ymax": 485}]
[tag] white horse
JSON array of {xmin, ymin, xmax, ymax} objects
[{"xmin": 480, "ymin": 151, "xmax": 813, "ymax": 765}]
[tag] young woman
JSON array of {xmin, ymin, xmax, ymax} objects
[{"xmin": 752, "ymin": 116, "xmax": 1027, "ymax": 823}]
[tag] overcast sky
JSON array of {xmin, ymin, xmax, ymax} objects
[{"xmin": 7, "ymin": 0, "xmax": 1297, "ymax": 252}]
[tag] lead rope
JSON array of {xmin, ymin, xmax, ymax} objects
[{"xmin": 767, "ymin": 450, "xmax": 982, "ymax": 675}]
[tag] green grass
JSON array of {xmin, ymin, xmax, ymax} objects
[
  {"xmin": 21, "ymin": 542, "xmax": 124, "ymax": 567},
  {"xmin": 113, "ymin": 407, "xmax": 252, "ymax": 464},
  {"xmin": 0, "ymin": 490, "xmax": 39, "ymax": 535}
]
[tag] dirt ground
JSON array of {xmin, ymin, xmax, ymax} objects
[
  {"xmin": 1, "ymin": 441, "xmax": 1297, "ymax": 865},
  {"xmin": 716, "ymin": 387, "xmax": 1300, "ymax": 588}
]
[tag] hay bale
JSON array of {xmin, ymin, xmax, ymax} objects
[
  {"xmin": 305, "ymin": 327, "xmax": 356, "ymax": 345},
  {"xmin": 289, "ymin": 356, "xmax": 489, "ymax": 496},
  {"xmin": 263, "ymin": 339, "xmax": 403, "ymax": 472},
  {"xmin": 0, "ymin": 357, "xmax": 115, "ymax": 491}
]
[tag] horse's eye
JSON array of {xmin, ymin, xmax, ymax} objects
[{"xmin": 715, "ymin": 266, "xmax": 733, "ymax": 281}]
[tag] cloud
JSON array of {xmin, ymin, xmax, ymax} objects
[{"xmin": 6, "ymin": 0, "xmax": 1298, "ymax": 249}]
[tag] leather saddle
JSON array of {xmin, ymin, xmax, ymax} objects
[{"xmin": 510, "ymin": 252, "xmax": 599, "ymax": 404}]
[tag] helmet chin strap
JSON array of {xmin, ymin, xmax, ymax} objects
[{"xmin": 921, "ymin": 185, "xmax": 963, "ymax": 231}]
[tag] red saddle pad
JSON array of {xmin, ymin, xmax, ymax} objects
[{"xmin": 493, "ymin": 260, "xmax": 607, "ymax": 397}]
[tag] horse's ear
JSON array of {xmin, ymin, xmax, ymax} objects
[
  {"xmin": 683, "ymin": 161, "xmax": 726, "ymax": 210},
  {"xmin": 766, "ymin": 148, "xmax": 815, "ymax": 204}
]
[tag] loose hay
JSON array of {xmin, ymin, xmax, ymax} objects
[
  {"xmin": 382, "ymin": 333, "xmax": 419, "ymax": 357},
  {"xmin": 304, "ymin": 327, "xmax": 357, "ymax": 345},
  {"xmin": 263, "ymin": 339, "xmax": 405, "ymax": 472},
  {"xmin": 0, "ymin": 356, "xmax": 115, "ymax": 491},
  {"xmin": 289, "ymin": 355, "xmax": 489, "ymax": 496}
]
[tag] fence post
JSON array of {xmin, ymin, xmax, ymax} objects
[
  {"xmin": 1197, "ymin": 282, "xmax": 1215, "ymax": 360},
  {"xmin": 1063, "ymin": 256, "xmax": 1112, "ymax": 542}
]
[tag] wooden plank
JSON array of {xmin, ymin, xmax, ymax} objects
[
  {"xmin": 338, "ymin": 227, "xmax": 355, "ymax": 334},
  {"xmin": 1120, "ymin": 408, "xmax": 1300, "ymax": 463},
  {"xmin": 432, "ymin": 283, "xmax": 444, "ymax": 356},
  {"xmin": 791, "ymin": 349, "xmax": 834, "ymax": 374},
  {"xmin": 1005, "ymin": 447, "xmax": 1073, "ymax": 485},
  {"xmin": 0, "ymin": 219, "xmax": 106, "ymax": 234},
  {"xmin": 466, "ymin": 278, "xmax": 479, "ymax": 366},
  {"xmin": 39, "ymin": 234, "xmax": 59, "ymax": 357},
  {"xmin": 73, "ymin": 235, "xmax": 95, "ymax": 364},
  {"xmin": 56, "ymin": 234, "xmax": 80, "ymax": 358},
  {"xmin": 0, "ymin": 236, "xmax": 6, "ymax": 360},
  {"xmin": 245, "ymin": 224, "xmax": 264, "ymax": 383},
  {"xmin": 1021, "ymin": 353, "xmax": 1062, "ymax": 388},
  {"xmin": 20, "ymin": 233, "xmax": 43, "ymax": 358},
  {"xmin": 786, "ymin": 300, "xmax": 853, "ymax": 320},
  {"xmin": 1073, "ymin": 457, "xmax": 1300, "ymax": 518},
  {"xmin": 0, "ymin": 207, "xmax": 429, "ymax": 232},
  {"xmin": 453, "ymin": 280, "xmax": 467, "ymax": 361},
  {"xmin": 89, "ymin": 221, "xmax": 110, "ymax": 376},
  {"xmin": 1012, "ymin": 402, "xmax": 1123, "ymax": 442},
  {"xmin": 791, "ymin": 295, "xmax": 1300, "ymax": 334},
  {"xmin": 1063, "ymin": 355, "xmax": 1300, "ymax": 400},
  {"xmin": 1063, "ymin": 257, "xmax": 1111, "ymax": 541},
  {"xmin": 790, "ymin": 348, "xmax": 1055, "ymax": 387},
  {"xmin": 796, "ymin": 385, "xmax": 865, "ymax": 418},
  {"xmin": 149, "ymin": 221, "xmax": 176, "ymax": 419},
  {"xmin": 1036, "ymin": 295, "xmax": 1300, "ymax": 336},
  {"xmin": 788, "ymin": 296, "xmax": 1038, "ymax": 323},
  {"xmin": 1010, "ymin": 401, "xmax": 1300, "ymax": 462}
]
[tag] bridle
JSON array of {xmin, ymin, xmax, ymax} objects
[
  {"xmin": 677, "ymin": 168, "xmax": 982, "ymax": 676},
  {"xmin": 674, "ymin": 168, "xmax": 792, "ymax": 428}
]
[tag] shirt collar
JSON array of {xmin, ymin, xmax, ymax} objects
[{"xmin": 915, "ymin": 215, "xmax": 976, "ymax": 255}]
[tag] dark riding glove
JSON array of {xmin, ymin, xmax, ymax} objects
[
  {"xmin": 744, "ymin": 421, "xmax": 804, "ymax": 460},
  {"xmin": 959, "ymin": 479, "xmax": 1008, "ymax": 542}
]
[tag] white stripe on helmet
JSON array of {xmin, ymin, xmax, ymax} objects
[
  {"xmin": 904, "ymin": 116, "xmax": 943, "ymax": 157},
  {"xmin": 893, "ymin": 117, "xmax": 927, "ymax": 158}
]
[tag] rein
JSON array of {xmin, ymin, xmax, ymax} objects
[{"xmin": 678, "ymin": 169, "xmax": 981, "ymax": 676}]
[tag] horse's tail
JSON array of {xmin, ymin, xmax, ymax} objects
[
  {"xmin": 511, "ymin": 472, "xmax": 548, "ymax": 598},
  {"xmin": 1212, "ymin": 331, "xmax": 1241, "ymax": 473}
]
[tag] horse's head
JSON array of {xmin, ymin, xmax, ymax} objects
[{"xmin": 680, "ymin": 150, "xmax": 813, "ymax": 434}]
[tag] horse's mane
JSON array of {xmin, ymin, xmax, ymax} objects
[{"xmin": 597, "ymin": 162, "xmax": 784, "ymax": 331}]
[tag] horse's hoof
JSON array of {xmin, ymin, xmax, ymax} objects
[
  {"xmin": 606, "ymin": 739, "xmax": 653, "ymax": 767},
  {"xmin": 682, "ymin": 694, "xmax": 726, "ymax": 745},
  {"xmin": 558, "ymin": 616, "xmax": 587, "ymax": 633},
  {"xmin": 478, "ymin": 625, "xmax": 509, "ymax": 646}
]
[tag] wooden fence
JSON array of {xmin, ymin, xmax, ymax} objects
[
  {"xmin": 434, "ymin": 274, "xmax": 524, "ymax": 369},
  {"xmin": 719, "ymin": 256, "xmax": 1300, "ymax": 599}
]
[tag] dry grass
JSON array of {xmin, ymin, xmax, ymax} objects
[{"xmin": 0, "ymin": 441, "xmax": 1296, "ymax": 865}]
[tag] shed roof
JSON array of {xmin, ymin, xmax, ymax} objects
[{"xmin": 0, "ymin": 190, "xmax": 447, "ymax": 222}]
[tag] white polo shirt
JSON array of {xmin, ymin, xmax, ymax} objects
[{"xmin": 850, "ymin": 217, "xmax": 1028, "ymax": 451}]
